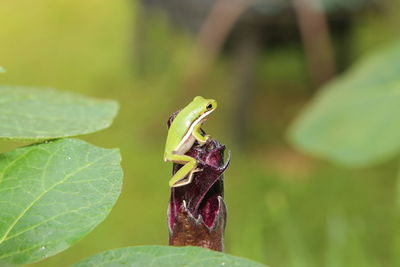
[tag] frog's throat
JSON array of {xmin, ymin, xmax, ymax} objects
[{"xmin": 176, "ymin": 109, "xmax": 214, "ymax": 149}]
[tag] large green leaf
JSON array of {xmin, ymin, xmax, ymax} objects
[
  {"xmin": 0, "ymin": 138, "xmax": 123, "ymax": 264},
  {"xmin": 289, "ymin": 42, "xmax": 400, "ymax": 166},
  {"xmin": 0, "ymin": 86, "xmax": 118, "ymax": 140},
  {"xmin": 73, "ymin": 246, "xmax": 268, "ymax": 267}
]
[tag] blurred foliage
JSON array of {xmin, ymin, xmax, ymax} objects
[
  {"xmin": 289, "ymin": 42, "xmax": 400, "ymax": 166},
  {"xmin": 1, "ymin": 0, "xmax": 400, "ymax": 266},
  {"xmin": 73, "ymin": 246, "xmax": 267, "ymax": 267},
  {"xmin": 252, "ymin": 0, "xmax": 375, "ymax": 16}
]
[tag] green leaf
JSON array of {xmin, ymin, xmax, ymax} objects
[
  {"xmin": 73, "ymin": 246, "xmax": 268, "ymax": 267},
  {"xmin": 0, "ymin": 67, "xmax": 5, "ymax": 73},
  {"xmin": 0, "ymin": 138, "xmax": 123, "ymax": 264},
  {"xmin": 289, "ymin": 42, "xmax": 400, "ymax": 166},
  {"xmin": 0, "ymin": 86, "xmax": 118, "ymax": 140}
]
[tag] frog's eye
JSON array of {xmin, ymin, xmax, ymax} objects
[{"xmin": 206, "ymin": 103, "xmax": 213, "ymax": 110}]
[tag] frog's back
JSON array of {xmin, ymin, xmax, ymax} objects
[
  {"xmin": 165, "ymin": 121, "xmax": 186, "ymax": 154},
  {"xmin": 164, "ymin": 98, "xmax": 206, "ymax": 156}
]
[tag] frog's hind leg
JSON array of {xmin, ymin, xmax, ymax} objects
[
  {"xmin": 167, "ymin": 154, "xmax": 198, "ymax": 187},
  {"xmin": 172, "ymin": 168, "xmax": 199, "ymax": 187}
]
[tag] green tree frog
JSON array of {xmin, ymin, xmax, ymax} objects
[{"xmin": 164, "ymin": 96, "xmax": 217, "ymax": 187}]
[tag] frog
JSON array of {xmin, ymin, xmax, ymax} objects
[{"xmin": 164, "ymin": 96, "xmax": 217, "ymax": 187}]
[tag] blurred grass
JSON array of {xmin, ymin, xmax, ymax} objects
[{"xmin": 0, "ymin": 0, "xmax": 399, "ymax": 266}]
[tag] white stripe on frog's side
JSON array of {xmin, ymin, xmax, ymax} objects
[{"xmin": 173, "ymin": 109, "xmax": 214, "ymax": 154}]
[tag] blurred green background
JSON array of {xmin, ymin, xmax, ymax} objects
[{"xmin": 1, "ymin": 0, "xmax": 399, "ymax": 266}]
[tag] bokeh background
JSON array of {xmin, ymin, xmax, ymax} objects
[{"xmin": 1, "ymin": 0, "xmax": 399, "ymax": 266}]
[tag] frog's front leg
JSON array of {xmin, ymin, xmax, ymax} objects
[
  {"xmin": 166, "ymin": 154, "xmax": 198, "ymax": 187},
  {"xmin": 192, "ymin": 124, "xmax": 209, "ymax": 146}
]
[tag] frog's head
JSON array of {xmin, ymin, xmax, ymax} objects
[{"xmin": 192, "ymin": 96, "xmax": 217, "ymax": 120}]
